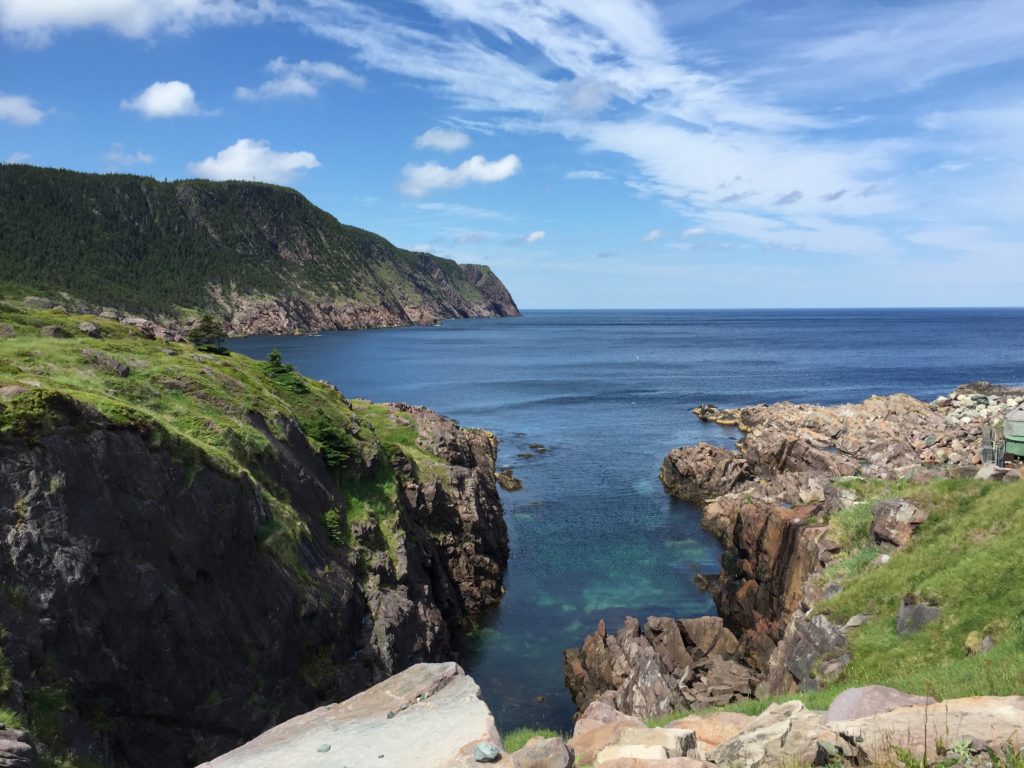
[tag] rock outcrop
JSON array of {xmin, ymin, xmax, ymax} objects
[
  {"xmin": 0, "ymin": 396, "xmax": 507, "ymax": 766},
  {"xmin": 649, "ymin": 385, "xmax": 1024, "ymax": 706},
  {"xmin": 197, "ymin": 662, "xmax": 512, "ymax": 768},
  {"xmin": 550, "ymin": 683, "xmax": 1024, "ymax": 768},
  {"xmin": 563, "ymin": 616, "xmax": 754, "ymax": 720}
]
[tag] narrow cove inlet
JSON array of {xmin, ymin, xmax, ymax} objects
[{"xmin": 228, "ymin": 307, "xmax": 1024, "ymax": 734}]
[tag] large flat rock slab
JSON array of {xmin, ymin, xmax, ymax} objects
[{"xmin": 197, "ymin": 662, "xmax": 510, "ymax": 768}]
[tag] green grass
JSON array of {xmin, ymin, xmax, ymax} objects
[
  {"xmin": 501, "ymin": 727, "xmax": 565, "ymax": 753},
  {"xmin": 648, "ymin": 475, "xmax": 1024, "ymax": 726}
]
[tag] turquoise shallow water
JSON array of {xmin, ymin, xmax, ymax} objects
[{"xmin": 229, "ymin": 308, "xmax": 1024, "ymax": 732}]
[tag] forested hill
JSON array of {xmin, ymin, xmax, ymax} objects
[{"xmin": 0, "ymin": 164, "xmax": 519, "ymax": 335}]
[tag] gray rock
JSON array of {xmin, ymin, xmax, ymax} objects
[
  {"xmin": 474, "ymin": 742, "xmax": 501, "ymax": 763},
  {"xmin": 823, "ymin": 685, "xmax": 936, "ymax": 723},
  {"xmin": 81, "ymin": 349, "xmax": 130, "ymax": 377},
  {"xmin": 0, "ymin": 323, "xmax": 13, "ymax": 338},
  {"xmin": 197, "ymin": 663, "xmax": 509, "ymax": 768},
  {"xmin": 897, "ymin": 596, "xmax": 940, "ymax": 635},
  {"xmin": 77, "ymin": 322, "xmax": 101, "ymax": 338},
  {"xmin": 843, "ymin": 613, "xmax": 872, "ymax": 630},
  {"xmin": 39, "ymin": 325, "xmax": 69, "ymax": 338},
  {"xmin": 0, "ymin": 726, "xmax": 38, "ymax": 768}
]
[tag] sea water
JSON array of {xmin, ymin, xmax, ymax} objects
[{"xmin": 229, "ymin": 308, "xmax": 1024, "ymax": 732}]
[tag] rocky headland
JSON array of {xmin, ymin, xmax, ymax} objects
[
  {"xmin": 0, "ymin": 303, "xmax": 508, "ymax": 766},
  {"xmin": 0, "ymin": 165, "xmax": 520, "ymax": 337},
  {"xmin": 565, "ymin": 383, "xmax": 1024, "ymax": 722}
]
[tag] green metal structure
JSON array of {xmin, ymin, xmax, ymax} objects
[{"xmin": 1005, "ymin": 405, "xmax": 1024, "ymax": 459}]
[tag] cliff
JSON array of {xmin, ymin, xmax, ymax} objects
[
  {"xmin": 0, "ymin": 165, "xmax": 519, "ymax": 335},
  {"xmin": 0, "ymin": 301, "xmax": 508, "ymax": 767}
]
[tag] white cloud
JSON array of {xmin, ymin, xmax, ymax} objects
[
  {"xmin": 399, "ymin": 153, "xmax": 521, "ymax": 197},
  {"xmin": 0, "ymin": 0, "xmax": 264, "ymax": 45},
  {"xmin": 683, "ymin": 226, "xmax": 708, "ymax": 237},
  {"xmin": 187, "ymin": 138, "xmax": 320, "ymax": 184},
  {"xmin": 236, "ymin": 56, "xmax": 364, "ymax": 101},
  {"xmin": 0, "ymin": 93, "xmax": 44, "ymax": 125},
  {"xmin": 565, "ymin": 169, "xmax": 609, "ymax": 180},
  {"xmin": 523, "ymin": 230, "xmax": 545, "ymax": 243},
  {"xmin": 4, "ymin": 151, "xmax": 31, "ymax": 163},
  {"xmin": 415, "ymin": 127, "xmax": 471, "ymax": 152},
  {"xmin": 937, "ymin": 161, "xmax": 969, "ymax": 172},
  {"xmin": 121, "ymin": 81, "xmax": 202, "ymax": 118},
  {"xmin": 104, "ymin": 143, "xmax": 154, "ymax": 167},
  {"xmin": 409, "ymin": 243, "xmax": 433, "ymax": 252},
  {"xmin": 641, "ymin": 228, "xmax": 663, "ymax": 242}
]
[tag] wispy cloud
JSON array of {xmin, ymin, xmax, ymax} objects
[
  {"xmin": 187, "ymin": 138, "xmax": 320, "ymax": 183},
  {"xmin": 399, "ymin": 153, "xmax": 521, "ymax": 197},
  {"xmin": 236, "ymin": 57, "xmax": 364, "ymax": 101},
  {"xmin": 104, "ymin": 144, "xmax": 154, "ymax": 168},
  {"xmin": 641, "ymin": 228, "xmax": 663, "ymax": 242},
  {"xmin": 415, "ymin": 201, "xmax": 508, "ymax": 220},
  {"xmin": 565, "ymin": 169, "xmax": 610, "ymax": 180},
  {"xmin": 4, "ymin": 151, "xmax": 31, "ymax": 163},
  {"xmin": 523, "ymin": 229, "xmax": 546, "ymax": 244},
  {"xmin": 415, "ymin": 127, "xmax": 471, "ymax": 152}
]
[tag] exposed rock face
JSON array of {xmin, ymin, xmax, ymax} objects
[
  {"xmin": 0, "ymin": 726, "xmax": 38, "ymax": 768},
  {"xmin": 0, "ymin": 401, "xmax": 507, "ymax": 767},
  {"xmin": 197, "ymin": 662, "xmax": 511, "ymax": 768},
  {"xmin": 650, "ymin": 385, "xmax": 1024, "ymax": 706},
  {"xmin": 563, "ymin": 616, "xmax": 754, "ymax": 720}
]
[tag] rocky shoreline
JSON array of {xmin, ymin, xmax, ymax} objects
[
  {"xmin": 207, "ymin": 662, "xmax": 1024, "ymax": 768},
  {"xmin": 565, "ymin": 383, "xmax": 1023, "ymax": 719}
]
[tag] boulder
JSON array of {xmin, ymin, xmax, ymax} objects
[
  {"xmin": 510, "ymin": 737, "xmax": 572, "ymax": 768},
  {"xmin": 709, "ymin": 702, "xmax": 834, "ymax": 768},
  {"xmin": 823, "ymin": 685, "xmax": 935, "ymax": 723},
  {"xmin": 664, "ymin": 712, "xmax": 753, "ymax": 750},
  {"xmin": 39, "ymin": 325, "xmax": 69, "ymax": 338},
  {"xmin": 77, "ymin": 321, "xmax": 102, "ymax": 338},
  {"xmin": 0, "ymin": 323, "xmax": 13, "ymax": 337},
  {"xmin": 81, "ymin": 349, "xmax": 130, "ymax": 377},
  {"xmin": 195, "ymin": 662, "xmax": 512, "ymax": 768},
  {"xmin": 896, "ymin": 596, "xmax": 940, "ymax": 635},
  {"xmin": 496, "ymin": 469, "xmax": 523, "ymax": 491},
  {"xmin": 568, "ymin": 702, "xmax": 645, "ymax": 766},
  {"xmin": 870, "ymin": 499, "xmax": 928, "ymax": 549},
  {"xmin": 828, "ymin": 696, "xmax": 1024, "ymax": 764}
]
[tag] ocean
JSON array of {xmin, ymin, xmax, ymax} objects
[{"xmin": 228, "ymin": 308, "xmax": 1024, "ymax": 732}]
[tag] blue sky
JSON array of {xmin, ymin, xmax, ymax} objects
[{"xmin": 1, "ymin": 0, "xmax": 1022, "ymax": 308}]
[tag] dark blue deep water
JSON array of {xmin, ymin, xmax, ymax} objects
[{"xmin": 229, "ymin": 309, "xmax": 1024, "ymax": 733}]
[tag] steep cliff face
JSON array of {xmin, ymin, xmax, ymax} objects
[
  {"xmin": 0, "ymin": 165, "xmax": 519, "ymax": 335},
  {"xmin": 0, "ymin": 305, "xmax": 508, "ymax": 767}
]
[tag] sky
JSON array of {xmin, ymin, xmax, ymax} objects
[{"xmin": 1, "ymin": 0, "xmax": 1023, "ymax": 309}]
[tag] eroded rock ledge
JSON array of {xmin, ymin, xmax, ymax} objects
[{"xmin": 566, "ymin": 384, "xmax": 1023, "ymax": 719}]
